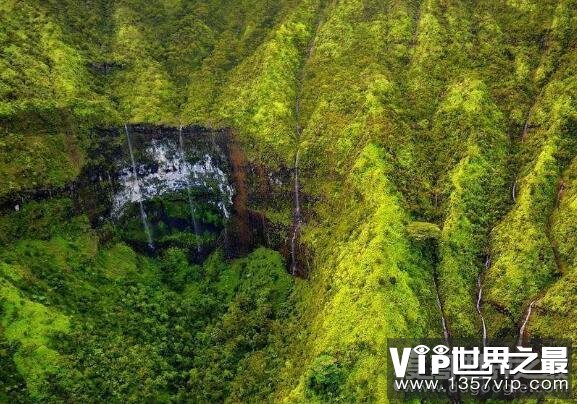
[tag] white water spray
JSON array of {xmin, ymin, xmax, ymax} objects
[
  {"xmin": 124, "ymin": 124, "xmax": 154, "ymax": 250},
  {"xmin": 178, "ymin": 126, "xmax": 201, "ymax": 253}
]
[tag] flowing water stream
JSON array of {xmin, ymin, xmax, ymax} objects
[
  {"xmin": 433, "ymin": 275, "xmax": 450, "ymax": 345},
  {"xmin": 209, "ymin": 133, "xmax": 231, "ymax": 249},
  {"xmin": 517, "ymin": 300, "xmax": 536, "ymax": 346},
  {"xmin": 476, "ymin": 257, "xmax": 489, "ymax": 347},
  {"xmin": 290, "ymin": 149, "xmax": 301, "ymax": 276},
  {"xmin": 124, "ymin": 124, "xmax": 154, "ymax": 250},
  {"xmin": 289, "ymin": 14, "xmax": 324, "ymax": 276},
  {"xmin": 178, "ymin": 125, "xmax": 201, "ymax": 252}
]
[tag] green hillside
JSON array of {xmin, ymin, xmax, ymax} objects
[{"xmin": 1, "ymin": 0, "xmax": 577, "ymax": 402}]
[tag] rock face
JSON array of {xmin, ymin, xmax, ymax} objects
[
  {"xmin": 0, "ymin": 124, "xmax": 292, "ymax": 262},
  {"xmin": 81, "ymin": 125, "xmax": 239, "ymax": 257},
  {"xmin": 112, "ymin": 127, "xmax": 233, "ymax": 220}
]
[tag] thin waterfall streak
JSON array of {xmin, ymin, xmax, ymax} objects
[
  {"xmin": 178, "ymin": 126, "xmax": 201, "ymax": 253},
  {"xmin": 294, "ymin": 149, "xmax": 301, "ymax": 217},
  {"xmin": 433, "ymin": 276, "xmax": 450, "ymax": 345},
  {"xmin": 290, "ymin": 20, "xmax": 312, "ymax": 276},
  {"xmin": 476, "ymin": 276, "xmax": 487, "ymax": 347},
  {"xmin": 124, "ymin": 124, "xmax": 154, "ymax": 250},
  {"xmin": 290, "ymin": 149, "xmax": 301, "ymax": 276},
  {"xmin": 222, "ymin": 226, "xmax": 229, "ymax": 253},
  {"xmin": 518, "ymin": 301, "xmax": 535, "ymax": 347},
  {"xmin": 512, "ymin": 177, "xmax": 517, "ymax": 202},
  {"xmin": 521, "ymin": 109, "xmax": 532, "ymax": 141},
  {"xmin": 209, "ymin": 132, "xmax": 231, "ymax": 249},
  {"xmin": 475, "ymin": 256, "xmax": 490, "ymax": 347}
]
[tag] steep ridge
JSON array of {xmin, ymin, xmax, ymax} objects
[
  {"xmin": 530, "ymin": 152, "xmax": 577, "ymax": 345},
  {"xmin": 484, "ymin": 48, "xmax": 577, "ymax": 338},
  {"xmin": 279, "ymin": 144, "xmax": 438, "ymax": 401},
  {"xmin": 273, "ymin": 1, "xmax": 442, "ymax": 400},
  {"xmin": 2, "ymin": 0, "xmax": 577, "ymax": 402},
  {"xmin": 433, "ymin": 79, "xmax": 509, "ymax": 338}
]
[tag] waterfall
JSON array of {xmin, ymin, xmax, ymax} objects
[
  {"xmin": 290, "ymin": 149, "xmax": 302, "ymax": 276},
  {"xmin": 209, "ymin": 133, "xmax": 230, "ymax": 250},
  {"xmin": 289, "ymin": 15, "xmax": 315, "ymax": 276},
  {"xmin": 433, "ymin": 276, "xmax": 450, "ymax": 345},
  {"xmin": 522, "ymin": 119, "xmax": 530, "ymax": 139},
  {"xmin": 124, "ymin": 124, "xmax": 154, "ymax": 250},
  {"xmin": 178, "ymin": 125, "xmax": 201, "ymax": 253},
  {"xmin": 517, "ymin": 300, "xmax": 536, "ymax": 347},
  {"xmin": 476, "ymin": 257, "xmax": 489, "ymax": 347}
]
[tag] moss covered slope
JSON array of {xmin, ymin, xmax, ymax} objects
[{"xmin": 3, "ymin": 0, "xmax": 577, "ymax": 402}]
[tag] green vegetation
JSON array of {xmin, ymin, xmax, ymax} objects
[
  {"xmin": 434, "ymin": 78, "xmax": 509, "ymax": 338},
  {"xmin": 276, "ymin": 144, "xmax": 439, "ymax": 402},
  {"xmin": 218, "ymin": 0, "xmax": 321, "ymax": 165},
  {"xmin": 406, "ymin": 221, "xmax": 441, "ymax": 242},
  {"xmin": 2, "ymin": 0, "xmax": 577, "ymax": 401},
  {"xmin": 484, "ymin": 47, "xmax": 577, "ymax": 336},
  {"xmin": 0, "ymin": 279, "xmax": 70, "ymax": 401},
  {"xmin": 0, "ymin": 1, "xmax": 107, "ymax": 120},
  {"xmin": 0, "ymin": 197, "xmax": 294, "ymax": 401},
  {"xmin": 0, "ymin": 132, "xmax": 82, "ymax": 197}
]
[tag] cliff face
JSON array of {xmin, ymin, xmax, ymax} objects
[
  {"xmin": 2, "ymin": 0, "xmax": 577, "ymax": 401},
  {"xmin": 85, "ymin": 125, "xmax": 235, "ymax": 255}
]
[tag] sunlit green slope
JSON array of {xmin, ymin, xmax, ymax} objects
[{"xmin": 2, "ymin": 0, "xmax": 577, "ymax": 402}]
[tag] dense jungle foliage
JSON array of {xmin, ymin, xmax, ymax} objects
[{"xmin": 2, "ymin": 0, "xmax": 577, "ymax": 402}]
